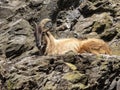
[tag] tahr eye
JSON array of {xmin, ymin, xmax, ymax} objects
[
  {"xmin": 74, "ymin": 33, "xmax": 78, "ymax": 38},
  {"xmin": 44, "ymin": 21, "xmax": 53, "ymax": 29}
]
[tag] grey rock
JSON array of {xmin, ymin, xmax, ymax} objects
[{"xmin": 0, "ymin": 0, "xmax": 120, "ymax": 90}]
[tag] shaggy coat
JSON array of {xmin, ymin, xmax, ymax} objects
[{"xmin": 35, "ymin": 18, "xmax": 112, "ymax": 55}]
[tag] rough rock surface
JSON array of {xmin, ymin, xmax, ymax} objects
[
  {"xmin": 0, "ymin": 53, "xmax": 120, "ymax": 90},
  {"xmin": 0, "ymin": 0, "xmax": 120, "ymax": 90}
]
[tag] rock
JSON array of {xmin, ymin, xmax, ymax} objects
[
  {"xmin": 117, "ymin": 79, "xmax": 120, "ymax": 90},
  {"xmin": 63, "ymin": 71, "xmax": 88, "ymax": 84},
  {"xmin": 86, "ymin": 32, "xmax": 100, "ymax": 38},
  {"xmin": 71, "ymin": 83, "xmax": 85, "ymax": 89},
  {"xmin": 0, "ymin": 19, "xmax": 35, "ymax": 58},
  {"xmin": 0, "ymin": 6, "xmax": 13, "ymax": 19},
  {"xmin": 108, "ymin": 79, "xmax": 117, "ymax": 90},
  {"xmin": 92, "ymin": 13, "xmax": 113, "ymax": 32},
  {"xmin": 65, "ymin": 62, "xmax": 77, "ymax": 70},
  {"xmin": 0, "ymin": 53, "xmax": 119, "ymax": 90},
  {"xmin": 74, "ymin": 13, "xmax": 114, "ymax": 39}
]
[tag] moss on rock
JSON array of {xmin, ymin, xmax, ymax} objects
[{"xmin": 63, "ymin": 71, "xmax": 88, "ymax": 84}]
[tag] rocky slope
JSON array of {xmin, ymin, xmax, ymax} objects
[{"xmin": 0, "ymin": 0, "xmax": 120, "ymax": 90}]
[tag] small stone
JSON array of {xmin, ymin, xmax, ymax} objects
[
  {"xmin": 63, "ymin": 71, "xmax": 87, "ymax": 84},
  {"xmin": 65, "ymin": 62, "xmax": 77, "ymax": 70}
]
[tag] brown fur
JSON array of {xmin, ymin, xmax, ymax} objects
[
  {"xmin": 78, "ymin": 38, "xmax": 112, "ymax": 55},
  {"xmin": 36, "ymin": 18, "xmax": 112, "ymax": 55}
]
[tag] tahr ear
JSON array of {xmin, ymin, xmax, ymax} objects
[{"xmin": 44, "ymin": 21, "xmax": 53, "ymax": 30}]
